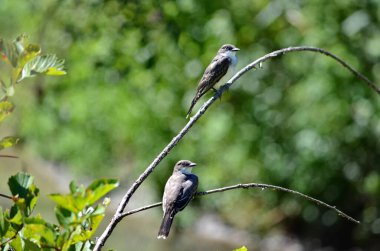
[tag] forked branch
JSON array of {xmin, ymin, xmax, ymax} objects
[{"xmin": 94, "ymin": 46, "xmax": 375, "ymax": 250}]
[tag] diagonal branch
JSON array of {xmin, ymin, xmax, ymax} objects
[
  {"xmin": 94, "ymin": 46, "xmax": 374, "ymax": 250},
  {"xmin": 120, "ymin": 182, "xmax": 359, "ymax": 224}
]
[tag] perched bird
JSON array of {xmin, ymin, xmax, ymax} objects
[
  {"xmin": 186, "ymin": 44, "xmax": 240, "ymax": 118},
  {"xmin": 157, "ymin": 160, "xmax": 198, "ymax": 239}
]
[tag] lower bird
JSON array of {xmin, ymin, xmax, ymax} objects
[
  {"xmin": 157, "ymin": 160, "xmax": 198, "ymax": 239},
  {"xmin": 186, "ymin": 44, "xmax": 240, "ymax": 118}
]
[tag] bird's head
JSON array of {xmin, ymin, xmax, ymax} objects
[
  {"xmin": 218, "ymin": 44, "xmax": 240, "ymax": 57},
  {"xmin": 174, "ymin": 160, "xmax": 197, "ymax": 174}
]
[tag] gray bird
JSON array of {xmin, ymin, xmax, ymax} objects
[
  {"xmin": 186, "ymin": 44, "xmax": 240, "ymax": 118},
  {"xmin": 157, "ymin": 160, "xmax": 198, "ymax": 239}
]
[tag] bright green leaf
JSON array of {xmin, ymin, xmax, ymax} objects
[
  {"xmin": 233, "ymin": 246, "xmax": 248, "ymax": 251},
  {"xmin": 9, "ymin": 234, "xmax": 23, "ymax": 251},
  {"xmin": 85, "ymin": 179, "xmax": 119, "ymax": 205},
  {"xmin": 0, "ymin": 136, "xmax": 19, "ymax": 150},
  {"xmin": 49, "ymin": 194, "xmax": 85, "ymax": 213},
  {"xmin": 0, "ymin": 101, "xmax": 15, "ymax": 123},
  {"xmin": 23, "ymin": 216, "xmax": 57, "ymax": 247},
  {"xmin": 8, "ymin": 205, "xmax": 23, "ymax": 225},
  {"xmin": 18, "ymin": 54, "xmax": 66, "ymax": 82},
  {"xmin": 19, "ymin": 43, "xmax": 41, "ymax": 67}
]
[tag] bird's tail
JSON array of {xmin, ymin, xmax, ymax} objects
[
  {"xmin": 186, "ymin": 96, "xmax": 199, "ymax": 119},
  {"xmin": 157, "ymin": 212, "xmax": 174, "ymax": 239}
]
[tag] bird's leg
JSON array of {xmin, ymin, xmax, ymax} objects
[{"xmin": 212, "ymin": 87, "xmax": 222, "ymax": 101}]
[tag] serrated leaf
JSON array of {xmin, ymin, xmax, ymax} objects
[
  {"xmin": 0, "ymin": 136, "xmax": 19, "ymax": 150},
  {"xmin": 0, "ymin": 101, "xmax": 15, "ymax": 123},
  {"xmin": 18, "ymin": 54, "xmax": 66, "ymax": 82},
  {"xmin": 85, "ymin": 179, "xmax": 119, "ymax": 205}
]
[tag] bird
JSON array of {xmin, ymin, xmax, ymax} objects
[
  {"xmin": 157, "ymin": 160, "xmax": 198, "ymax": 239},
  {"xmin": 186, "ymin": 44, "xmax": 240, "ymax": 118}
]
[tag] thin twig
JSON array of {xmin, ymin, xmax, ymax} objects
[
  {"xmin": 0, "ymin": 193, "xmax": 13, "ymax": 200},
  {"xmin": 119, "ymin": 183, "xmax": 359, "ymax": 224},
  {"xmin": 0, "ymin": 154, "xmax": 19, "ymax": 159},
  {"xmin": 94, "ymin": 46, "xmax": 373, "ymax": 250}
]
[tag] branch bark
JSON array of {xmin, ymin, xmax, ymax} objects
[
  {"xmin": 120, "ymin": 182, "xmax": 359, "ymax": 224},
  {"xmin": 94, "ymin": 46, "xmax": 375, "ymax": 250}
]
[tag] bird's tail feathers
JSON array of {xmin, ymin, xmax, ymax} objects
[
  {"xmin": 186, "ymin": 96, "xmax": 199, "ymax": 119},
  {"xmin": 157, "ymin": 212, "xmax": 174, "ymax": 239}
]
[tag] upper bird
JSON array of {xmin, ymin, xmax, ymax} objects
[
  {"xmin": 186, "ymin": 44, "xmax": 240, "ymax": 118},
  {"xmin": 157, "ymin": 160, "xmax": 198, "ymax": 239}
]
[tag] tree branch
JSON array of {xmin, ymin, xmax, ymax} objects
[
  {"xmin": 0, "ymin": 193, "xmax": 13, "ymax": 200},
  {"xmin": 119, "ymin": 183, "xmax": 359, "ymax": 224},
  {"xmin": 94, "ymin": 46, "xmax": 373, "ymax": 250}
]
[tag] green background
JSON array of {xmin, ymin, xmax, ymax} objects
[{"xmin": 1, "ymin": 0, "xmax": 380, "ymax": 250}]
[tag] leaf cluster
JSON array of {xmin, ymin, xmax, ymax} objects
[{"xmin": 0, "ymin": 173, "xmax": 118, "ymax": 251}]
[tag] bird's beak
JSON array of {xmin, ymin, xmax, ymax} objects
[
  {"xmin": 232, "ymin": 47, "xmax": 240, "ymax": 51},
  {"xmin": 189, "ymin": 162, "xmax": 197, "ymax": 167}
]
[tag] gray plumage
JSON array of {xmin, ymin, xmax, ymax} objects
[
  {"xmin": 157, "ymin": 160, "xmax": 198, "ymax": 239},
  {"xmin": 186, "ymin": 44, "xmax": 239, "ymax": 118}
]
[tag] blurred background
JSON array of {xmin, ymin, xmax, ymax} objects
[{"xmin": 1, "ymin": 0, "xmax": 380, "ymax": 250}]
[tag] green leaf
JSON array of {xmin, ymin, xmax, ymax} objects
[
  {"xmin": 68, "ymin": 241, "xmax": 93, "ymax": 251},
  {"xmin": 18, "ymin": 54, "xmax": 66, "ymax": 82},
  {"xmin": 0, "ymin": 101, "xmax": 15, "ymax": 123},
  {"xmin": 0, "ymin": 206, "xmax": 10, "ymax": 237},
  {"xmin": 233, "ymin": 246, "xmax": 248, "ymax": 251},
  {"xmin": 49, "ymin": 194, "xmax": 85, "ymax": 213},
  {"xmin": 9, "ymin": 233, "xmax": 23, "ymax": 251},
  {"xmin": 0, "ymin": 38, "xmax": 18, "ymax": 67},
  {"xmin": 8, "ymin": 173, "xmax": 40, "ymax": 216},
  {"xmin": 8, "ymin": 205, "xmax": 23, "ymax": 225},
  {"xmin": 23, "ymin": 216, "xmax": 57, "ymax": 248},
  {"xmin": 85, "ymin": 179, "xmax": 119, "ymax": 205},
  {"xmin": 55, "ymin": 206, "xmax": 75, "ymax": 227},
  {"xmin": 0, "ymin": 136, "xmax": 19, "ymax": 150}
]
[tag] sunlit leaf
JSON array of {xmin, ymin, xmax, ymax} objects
[
  {"xmin": 0, "ymin": 136, "xmax": 20, "ymax": 150},
  {"xmin": 85, "ymin": 179, "xmax": 119, "ymax": 205},
  {"xmin": 18, "ymin": 54, "xmax": 66, "ymax": 82},
  {"xmin": 8, "ymin": 205, "xmax": 22, "ymax": 225},
  {"xmin": 9, "ymin": 233, "xmax": 23, "ymax": 251},
  {"xmin": 19, "ymin": 43, "xmax": 41, "ymax": 67},
  {"xmin": 49, "ymin": 193, "xmax": 85, "ymax": 213},
  {"xmin": 23, "ymin": 216, "xmax": 57, "ymax": 247},
  {"xmin": 233, "ymin": 246, "xmax": 248, "ymax": 251},
  {"xmin": 0, "ymin": 101, "xmax": 15, "ymax": 122}
]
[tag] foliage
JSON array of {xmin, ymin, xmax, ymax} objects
[
  {"xmin": 0, "ymin": 172, "xmax": 118, "ymax": 251},
  {"xmin": 0, "ymin": 35, "xmax": 118, "ymax": 250}
]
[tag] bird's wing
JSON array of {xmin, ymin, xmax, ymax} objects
[
  {"xmin": 174, "ymin": 174, "xmax": 198, "ymax": 212},
  {"xmin": 197, "ymin": 55, "xmax": 231, "ymax": 96}
]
